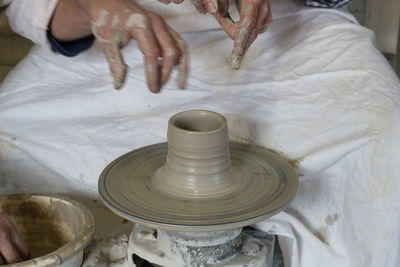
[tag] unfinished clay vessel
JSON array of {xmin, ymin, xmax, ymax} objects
[
  {"xmin": 152, "ymin": 110, "xmax": 239, "ymax": 198},
  {"xmin": 99, "ymin": 110, "xmax": 298, "ymax": 231},
  {"xmin": 0, "ymin": 195, "xmax": 94, "ymax": 267}
]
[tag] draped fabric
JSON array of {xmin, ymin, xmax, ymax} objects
[{"xmin": 1, "ymin": 1, "xmax": 399, "ymax": 267}]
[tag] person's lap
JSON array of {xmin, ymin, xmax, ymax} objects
[{"xmin": 0, "ymin": 4, "xmax": 399, "ymax": 266}]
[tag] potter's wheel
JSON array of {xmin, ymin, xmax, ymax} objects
[{"xmin": 99, "ymin": 110, "xmax": 298, "ymax": 232}]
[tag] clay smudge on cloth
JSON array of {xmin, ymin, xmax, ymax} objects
[{"xmin": 325, "ymin": 213, "xmax": 339, "ymax": 226}]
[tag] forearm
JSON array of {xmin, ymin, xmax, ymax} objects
[{"xmin": 50, "ymin": 0, "xmax": 92, "ymax": 41}]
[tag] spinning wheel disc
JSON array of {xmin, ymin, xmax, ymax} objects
[{"xmin": 99, "ymin": 142, "xmax": 298, "ymax": 231}]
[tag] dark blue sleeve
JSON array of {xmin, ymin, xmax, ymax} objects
[
  {"xmin": 47, "ymin": 30, "xmax": 95, "ymax": 57},
  {"xmin": 306, "ymin": 0, "xmax": 354, "ymax": 8}
]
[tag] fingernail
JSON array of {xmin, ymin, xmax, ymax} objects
[
  {"xmin": 259, "ymin": 25, "xmax": 268, "ymax": 34},
  {"xmin": 113, "ymin": 63, "xmax": 128, "ymax": 90},
  {"xmin": 149, "ymin": 78, "xmax": 160, "ymax": 93},
  {"xmin": 151, "ymin": 86, "xmax": 160, "ymax": 93},
  {"xmin": 158, "ymin": 0, "xmax": 170, "ymax": 4},
  {"xmin": 114, "ymin": 81, "xmax": 122, "ymax": 89}
]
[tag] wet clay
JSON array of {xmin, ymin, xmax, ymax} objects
[
  {"xmin": 229, "ymin": 133, "xmax": 302, "ymax": 169},
  {"xmin": 99, "ymin": 110, "xmax": 298, "ymax": 232},
  {"xmin": 0, "ymin": 195, "xmax": 94, "ymax": 265},
  {"xmin": 255, "ymin": 145, "xmax": 302, "ymax": 169}
]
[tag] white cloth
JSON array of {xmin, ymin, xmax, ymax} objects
[
  {"xmin": 3, "ymin": 0, "xmax": 59, "ymax": 45},
  {"xmin": 1, "ymin": 1, "xmax": 400, "ymax": 267}
]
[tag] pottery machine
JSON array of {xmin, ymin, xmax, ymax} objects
[{"xmin": 98, "ymin": 110, "xmax": 298, "ymax": 266}]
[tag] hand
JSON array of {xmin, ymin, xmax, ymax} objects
[
  {"xmin": 0, "ymin": 214, "xmax": 30, "ymax": 264},
  {"xmin": 87, "ymin": 0, "xmax": 188, "ymax": 92},
  {"xmin": 159, "ymin": 0, "xmax": 229, "ymax": 15},
  {"xmin": 160, "ymin": 0, "xmax": 271, "ymax": 69},
  {"xmin": 215, "ymin": 0, "xmax": 272, "ymax": 69}
]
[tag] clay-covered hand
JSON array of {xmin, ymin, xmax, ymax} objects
[
  {"xmin": 215, "ymin": 0, "xmax": 272, "ymax": 69},
  {"xmin": 0, "ymin": 214, "xmax": 30, "ymax": 264},
  {"xmin": 87, "ymin": 0, "xmax": 188, "ymax": 92},
  {"xmin": 158, "ymin": 0, "xmax": 271, "ymax": 69},
  {"xmin": 159, "ymin": 0, "xmax": 229, "ymax": 15}
]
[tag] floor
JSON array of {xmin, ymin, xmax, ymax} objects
[
  {"xmin": 348, "ymin": 0, "xmax": 399, "ymax": 76},
  {"xmin": 0, "ymin": 11, "xmax": 32, "ymax": 83},
  {"xmin": 348, "ymin": 0, "xmax": 367, "ymax": 24}
]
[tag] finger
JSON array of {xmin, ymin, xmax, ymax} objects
[
  {"xmin": 235, "ymin": 0, "xmax": 242, "ymax": 11},
  {"xmin": 191, "ymin": 0, "xmax": 207, "ymax": 14},
  {"xmin": 3, "ymin": 217, "xmax": 31, "ymax": 261},
  {"xmin": 219, "ymin": 0, "xmax": 229, "ymax": 16},
  {"xmin": 203, "ymin": 0, "xmax": 218, "ymax": 14},
  {"xmin": 244, "ymin": 0, "xmax": 270, "ymax": 52},
  {"xmin": 101, "ymin": 41, "xmax": 128, "ymax": 90},
  {"xmin": 0, "ymin": 236, "xmax": 22, "ymax": 264},
  {"xmin": 231, "ymin": 0, "xmax": 261, "ymax": 69},
  {"xmin": 11, "ymin": 232, "xmax": 30, "ymax": 261},
  {"xmin": 260, "ymin": 2, "xmax": 272, "ymax": 33},
  {"xmin": 167, "ymin": 28, "xmax": 189, "ymax": 89},
  {"xmin": 214, "ymin": 13, "xmax": 236, "ymax": 39},
  {"xmin": 93, "ymin": 11, "xmax": 128, "ymax": 90},
  {"xmin": 149, "ymin": 14, "xmax": 180, "ymax": 87},
  {"xmin": 130, "ymin": 25, "xmax": 162, "ymax": 93},
  {"xmin": 231, "ymin": 0, "xmax": 261, "ymax": 62},
  {"xmin": 0, "ymin": 216, "xmax": 26, "ymax": 262},
  {"xmin": 243, "ymin": 27, "xmax": 260, "ymax": 57}
]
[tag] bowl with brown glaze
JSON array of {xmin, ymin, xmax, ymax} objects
[{"xmin": 0, "ymin": 195, "xmax": 94, "ymax": 267}]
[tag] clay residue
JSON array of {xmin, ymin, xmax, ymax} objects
[
  {"xmin": 229, "ymin": 128, "xmax": 302, "ymax": 169},
  {"xmin": 229, "ymin": 130, "xmax": 302, "ymax": 169},
  {"xmin": 268, "ymin": 225, "xmax": 278, "ymax": 234},
  {"xmin": 325, "ymin": 213, "xmax": 339, "ymax": 225},
  {"xmin": 257, "ymin": 145, "xmax": 302, "ymax": 169},
  {"xmin": 314, "ymin": 229, "xmax": 328, "ymax": 244},
  {"xmin": 83, "ymin": 235, "xmax": 128, "ymax": 266},
  {"xmin": 138, "ymin": 230, "xmax": 156, "ymax": 241},
  {"xmin": 0, "ymin": 127, "xmax": 17, "ymax": 162},
  {"xmin": 255, "ymin": 144, "xmax": 302, "ymax": 169}
]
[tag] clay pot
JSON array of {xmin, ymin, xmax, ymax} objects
[
  {"xmin": 0, "ymin": 195, "xmax": 94, "ymax": 267},
  {"xmin": 152, "ymin": 110, "xmax": 239, "ymax": 198}
]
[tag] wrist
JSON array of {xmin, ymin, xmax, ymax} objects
[
  {"xmin": 50, "ymin": 0, "xmax": 92, "ymax": 41},
  {"xmin": 74, "ymin": 0, "xmax": 91, "ymax": 17}
]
